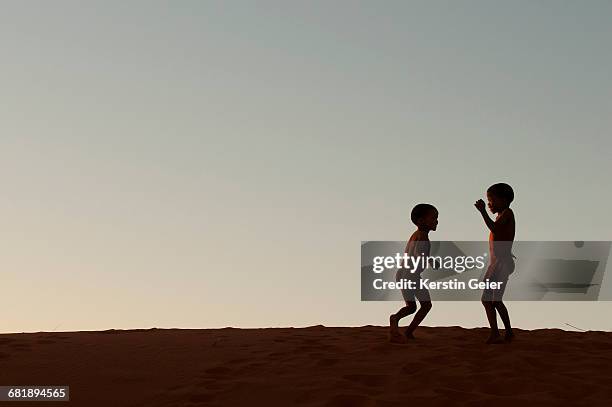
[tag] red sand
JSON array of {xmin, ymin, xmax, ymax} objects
[{"xmin": 0, "ymin": 326, "xmax": 611, "ymax": 406}]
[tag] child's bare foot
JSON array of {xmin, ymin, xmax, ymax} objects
[
  {"xmin": 389, "ymin": 330, "xmax": 406, "ymax": 344},
  {"xmin": 389, "ymin": 314, "xmax": 405, "ymax": 343},
  {"xmin": 389, "ymin": 324, "xmax": 406, "ymax": 343},
  {"xmin": 486, "ymin": 333, "xmax": 504, "ymax": 344},
  {"xmin": 504, "ymin": 330, "xmax": 515, "ymax": 343},
  {"xmin": 389, "ymin": 314, "xmax": 398, "ymax": 330},
  {"xmin": 404, "ymin": 329, "xmax": 415, "ymax": 340}
]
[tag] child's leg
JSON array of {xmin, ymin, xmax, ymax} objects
[
  {"xmin": 481, "ymin": 261, "xmax": 507, "ymax": 343},
  {"xmin": 405, "ymin": 300, "xmax": 432, "ymax": 337},
  {"xmin": 493, "ymin": 301, "xmax": 513, "ymax": 340},
  {"xmin": 404, "ymin": 287, "xmax": 432, "ymax": 337},
  {"xmin": 491, "ymin": 265, "xmax": 513, "ymax": 340},
  {"xmin": 482, "ymin": 300, "xmax": 499, "ymax": 334},
  {"xmin": 392, "ymin": 284, "xmax": 418, "ymax": 331},
  {"xmin": 395, "ymin": 302, "xmax": 418, "ymax": 321},
  {"xmin": 390, "ymin": 302, "xmax": 417, "ymax": 330},
  {"xmin": 389, "ymin": 302, "xmax": 416, "ymax": 343}
]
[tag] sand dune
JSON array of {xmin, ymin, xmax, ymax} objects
[{"xmin": 0, "ymin": 326, "xmax": 611, "ymax": 406}]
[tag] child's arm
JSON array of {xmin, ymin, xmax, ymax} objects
[{"xmin": 474, "ymin": 200, "xmax": 508, "ymax": 235}]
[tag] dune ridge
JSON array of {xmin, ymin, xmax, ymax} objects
[{"xmin": 0, "ymin": 326, "xmax": 611, "ymax": 406}]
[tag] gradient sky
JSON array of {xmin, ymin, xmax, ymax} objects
[{"xmin": 1, "ymin": 1, "xmax": 611, "ymax": 333}]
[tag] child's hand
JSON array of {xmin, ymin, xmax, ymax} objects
[{"xmin": 474, "ymin": 199, "xmax": 486, "ymax": 213}]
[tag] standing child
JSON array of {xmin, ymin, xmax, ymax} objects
[
  {"xmin": 389, "ymin": 203, "xmax": 437, "ymax": 343},
  {"xmin": 475, "ymin": 183, "xmax": 516, "ymax": 344}
]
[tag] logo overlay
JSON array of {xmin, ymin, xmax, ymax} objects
[{"xmin": 361, "ymin": 241, "xmax": 612, "ymax": 301}]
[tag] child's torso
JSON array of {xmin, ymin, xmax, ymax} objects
[
  {"xmin": 489, "ymin": 209, "xmax": 515, "ymax": 262},
  {"xmin": 405, "ymin": 231, "xmax": 430, "ymax": 274}
]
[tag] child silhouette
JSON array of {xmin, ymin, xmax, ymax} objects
[
  {"xmin": 475, "ymin": 183, "xmax": 516, "ymax": 344},
  {"xmin": 389, "ymin": 204, "xmax": 437, "ymax": 343}
]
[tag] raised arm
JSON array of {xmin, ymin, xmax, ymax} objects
[{"xmin": 475, "ymin": 199, "xmax": 507, "ymax": 234}]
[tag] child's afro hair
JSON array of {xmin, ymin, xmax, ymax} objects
[
  {"xmin": 487, "ymin": 183, "xmax": 514, "ymax": 204},
  {"xmin": 410, "ymin": 203, "xmax": 438, "ymax": 225}
]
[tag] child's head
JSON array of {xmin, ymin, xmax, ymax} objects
[
  {"xmin": 411, "ymin": 203, "xmax": 438, "ymax": 231},
  {"xmin": 486, "ymin": 183, "xmax": 514, "ymax": 213}
]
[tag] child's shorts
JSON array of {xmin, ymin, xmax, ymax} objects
[
  {"xmin": 396, "ymin": 268, "xmax": 431, "ymax": 304},
  {"xmin": 481, "ymin": 257, "xmax": 515, "ymax": 302}
]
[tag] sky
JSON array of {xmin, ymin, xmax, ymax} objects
[{"xmin": 1, "ymin": 1, "xmax": 611, "ymax": 333}]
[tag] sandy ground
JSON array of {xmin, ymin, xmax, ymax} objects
[{"xmin": 0, "ymin": 326, "xmax": 611, "ymax": 406}]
